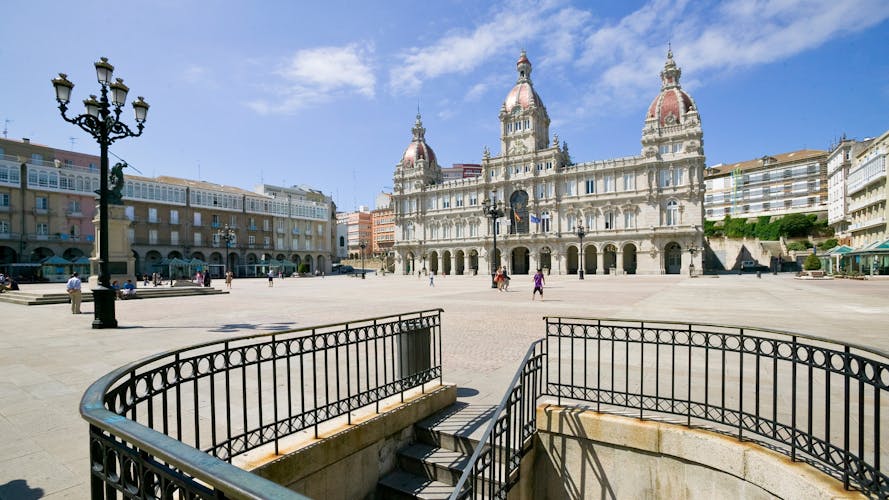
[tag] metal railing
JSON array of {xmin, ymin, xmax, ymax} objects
[
  {"xmin": 451, "ymin": 318, "xmax": 888, "ymax": 499},
  {"xmin": 451, "ymin": 339, "xmax": 546, "ymax": 499},
  {"xmin": 82, "ymin": 309, "xmax": 443, "ymax": 499}
]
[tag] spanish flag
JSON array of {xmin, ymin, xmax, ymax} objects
[{"xmin": 513, "ymin": 210, "xmax": 522, "ymax": 222}]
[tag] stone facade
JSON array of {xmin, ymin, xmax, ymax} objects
[
  {"xmin": 392, "ymin": 50, "xmax": 705, "ymax": 275},
  {"xmin": 0, "ymin": 137, "xmax": 335, "ymax": 279}
]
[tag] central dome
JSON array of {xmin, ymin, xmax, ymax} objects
[
  {"xmin": 504, "ymin": 82, "xmax": 543, "ymax": 112},
  {"xmin": 503, "ymin": 50, "xmax": 543, "ymax": 111}
]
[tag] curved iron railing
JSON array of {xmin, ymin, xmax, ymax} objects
[
  {"xmin": 450, "ymin": 339, "xmax": 547, "ymax": 499},
  {"xmin": 451, "ymin": 318, "xmax": 888, "ymax": 499},
  {"xmin": 82, "ymin": 309, "xmax": 443, "ymax": 499}
]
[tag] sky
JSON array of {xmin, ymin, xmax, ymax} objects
[{"xmin": 2, "ymin": 0, "xmax": 888, "ymax": 211}]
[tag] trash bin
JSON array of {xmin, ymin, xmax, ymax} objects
[{"xmin": 398, "ymin": 319, "xmax": 431, "ymax": 379}]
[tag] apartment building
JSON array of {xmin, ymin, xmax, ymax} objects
[
  {"xmin": 846, "ymin": 130, "xmax": 888, "ymax": 249},
  {"xmin": 0, "ymin": 137, "xmax": 335, "ymax": 279},
  {"xmin": 704, "ymin": 150, "xmax": 828, "ymax": 221}
]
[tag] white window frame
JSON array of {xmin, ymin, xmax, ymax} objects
[{"xmin": 665, "ymin": 200, "xmax": 679, "ymax": 226}]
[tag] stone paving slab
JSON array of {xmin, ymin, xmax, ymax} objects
[{"xmin": 0, "ymin": 273, "xmax": 887, "ymax": 498}]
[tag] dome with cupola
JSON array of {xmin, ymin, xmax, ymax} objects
[
  {"xmin": 503, "ymin": 50, "xmax": 544, "ymax": 111},
  {"xmin": 401, "ymin": 112, "xmax": 437, "ymax": 168},
  {"xmin": 646, "ymin": 49, "xmax": 697, "ymax": 127}
]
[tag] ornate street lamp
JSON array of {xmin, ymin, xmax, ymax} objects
[
  {"xmin": 53, "ymin": 58, "xmax": 149, "ymax": 329},
  {"xmin": 359, "ymin": 240, "xmax": 367, "ymax": 279},
  {"xmin": 576, "ymin": 223, "xmax": 586, "ymax": 280},
  {"xmin": 216, "ymin": 224, "xmax": 236, "ymax": 278},
  {"xmin": 482, "ymin": 197, "xmax": 505, "ymax": 288},
  {"xmin": 687, "ymin": 244, "xmax": 699, "ymax": 277}
]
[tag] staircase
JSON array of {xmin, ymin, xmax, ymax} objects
[
  {"xmin": 0, "ymin": 286, "xmax": 228, "ymax": 305},
  {"xmin": 377, "ymin": 403, "xmax": 499, "ymax": 499}
]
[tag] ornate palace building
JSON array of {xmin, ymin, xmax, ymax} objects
[{"xmin": 391, "ymin": 50, "xmax": 705, "ymax": 276}]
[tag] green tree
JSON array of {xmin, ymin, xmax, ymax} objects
[
  {"xmin": 754, "ymin": 216, "xmax": 780, "ymax": 240},
  {"xmin": 778, "ymin": 213, "xmax": 814, "ymax": 237},
  {"xmin": 817, "ymin": 238, "xmax": 839, "ymax": 251},
  {"xmin": 298, "ymin": 263, "xmax": 309, "ymax": 274},
  {"xmin": 704, "ymin": 220, "xmax": 722, "ymax": 237},
  {"xmin": 803, "ymin": 253, "xmax": 821, "ymax": 271}
]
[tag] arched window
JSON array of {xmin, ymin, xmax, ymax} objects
[
  {"xmin": 339, "ymin": 236, "xmax": 345, "ymax": 247},
  {"xmin": 665, "ymin": 200, "xmax": 679, "ymax": 226}
]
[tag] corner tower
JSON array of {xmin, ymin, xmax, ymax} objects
[
  {"xmin": 499, "ymin": 51, "xmax": 551, "ymax": 155},
  {"xmin": 394, "ymin": 112, "xmax": 441, "ymax": 194},
  {"xmin": 641, "ymin": 49, "xmax": 703, "ymax": 158}
]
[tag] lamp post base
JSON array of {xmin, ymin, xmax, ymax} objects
[
  {"xmin": 491, "ymin": 273, "xmax": 497, "ymax": 288},
  {"xmin": 579, "ymin": 270, "xmax": 584, "ymax": 280},
  {"xmin": 91, "ymin": 286, "xmax": 118, "ymax": 329}
]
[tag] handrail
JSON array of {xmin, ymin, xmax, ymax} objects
[
  {"xmin": 544, "ymin": 317, "xmax": 888, "ymax": 498},
  {"xmin": 450, "ymin": 338, "xmax": 546, "ymax": 499},
  {"xmin": 82, "ymin": 309, "xmax": 444, "ymax": 499},
  {"xmin": 454, "ymin": 317, "xmax": 887, "ymax": 499},
  {"xmin": 543, "ymin": 315, "xmax": 889, "ymax": 360}
]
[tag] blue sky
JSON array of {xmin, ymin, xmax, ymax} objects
[{"xmin": 2, "ymin": 0, "xmax": 888, "ymax": 211}]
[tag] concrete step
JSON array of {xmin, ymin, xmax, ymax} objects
[
  {"xmin": 377, "ymin": 403, "xmax": 509, "ymax": 500},
  {"xmin": 397, "ymin": 443, "xmax": 470, "ymax": 487},
  {"xmin": 0, "ymin": 287, "xmax": 227, "ymax": 305},
  {"xmin": 377, "ymin": 469, "xmax": 454, "ymax": 500}
]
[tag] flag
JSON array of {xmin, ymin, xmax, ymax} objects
[
  {"xmin": 530, "ymin": 213, "xmax": 540, "ymax": 224},
  {"xmin": 513, "ymin": 210, "xmax": 522, "ymax": 222}
]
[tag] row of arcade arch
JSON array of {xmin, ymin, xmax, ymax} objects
[{"xmin": 400, "ymin": 242, "xmax": 686, "ymax": 275}]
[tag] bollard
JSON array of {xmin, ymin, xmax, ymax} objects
[{"xmin": 756, "ymin": 270, "xmax": 762, "ymax": 278}]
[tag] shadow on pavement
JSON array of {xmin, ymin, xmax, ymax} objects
[{"xmin": 0, "ymin": 479, "xmax": 44, "ymax": 499}]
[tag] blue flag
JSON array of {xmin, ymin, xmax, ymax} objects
[{"xmin": 530, "ymin": 213, "xmax": 541, "ymax": 224}]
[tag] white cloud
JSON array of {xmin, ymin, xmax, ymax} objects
[
  {"xmin": 575, "ymin": 0, "xmax": 889, "ymax": 115},
  {"xmin": 389, "ymin": 0, "xmax": 587, "ymax": 94},
  {"xmin": 247, "ymin": 44, "xmax": 376, "ymax": 115}
]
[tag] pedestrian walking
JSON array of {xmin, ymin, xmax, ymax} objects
[
  {"xmin": 501, "ymin": 268, "xmax": 511, "ymax": 291},
  {"xmin": 495, "ymin": 267, "xmax": 505, "ymax": 291},
  {"xmin": 225, "ymin": 271, "xmax": 233, "ymax": 289},
  {"xmin": 267, "ymin": 270, "xmax": 275, "ymax": 287},
  {"xmin": 532, "ymin": 268, "xmax": 545, "ymax": 301},
  {"xmin": 429, "ymin": 273, "xmax": 435, "ymax": 287},
  {"xmin": 66, "ymin": 272, "xmax": 82, "ymax": 314},
  {"xmin": 203, "ymin": 272, "xmax": 211, "ymax": 287}
]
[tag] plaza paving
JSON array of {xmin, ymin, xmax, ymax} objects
[{"xmin": 0, "ymin": 272, "xmax": 887, "ymax": 499}]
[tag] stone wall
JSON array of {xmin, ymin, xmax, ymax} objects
[
  {"xmin": 248, "ymin": 385, "xmax": 456, "ymax": 499},
  {"xmin": 532, "ymin": 405, "xmax": 859, "ymax": 499}
]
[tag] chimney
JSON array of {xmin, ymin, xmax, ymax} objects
[{"xmin": 22, "ymin": 138, "xmax": 30, "ymax": 144}]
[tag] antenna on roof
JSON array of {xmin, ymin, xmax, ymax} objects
[
  {"xmin": 2, "ymin": 119, "xmax": 11, "ymax": 138},
  {"xmin": 68, "ymin": 137, "xmax": 77, "ymax": 149},
  {"xmin": 197, "ymin": 161, "xmax": 201, "ymax": 181}
]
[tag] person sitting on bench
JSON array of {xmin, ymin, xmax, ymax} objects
[{"xmin": 121, "ymin": 279, "xmax": 137, "ymax": 299}]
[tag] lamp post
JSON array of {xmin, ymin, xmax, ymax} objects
[
  {"xmin": 482, "ymin": 197, "xmax": 505, "ymax": 288},
  {"xmin": 359, "ymin": 241, "xmax": 367, "ymax": 279},
  {"xmin": 576, "ymin": 223, "xmax": 586, "ymax": 279},
  {"xmin": 216, "ymin": 224, "xmax": 236, "ymax": 278},
  {"xmin": 688, "ymin": 244, "xmax": 699, "ymax": 277},
  {"xmin": 53, "ymin": 58, "xmax": 149, "ymax": 329}
]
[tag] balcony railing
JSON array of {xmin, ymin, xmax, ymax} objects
[
  {"xmin": 452, "ymin": 318, "xmax": 888, "ymax": 499},
  {"xmin": 82, "ymin": 310, "xmax": 443, "ymax": 499},
  {"xmin": 849, "ymin": 216, "xmax": 886, "ymax": 232}
]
